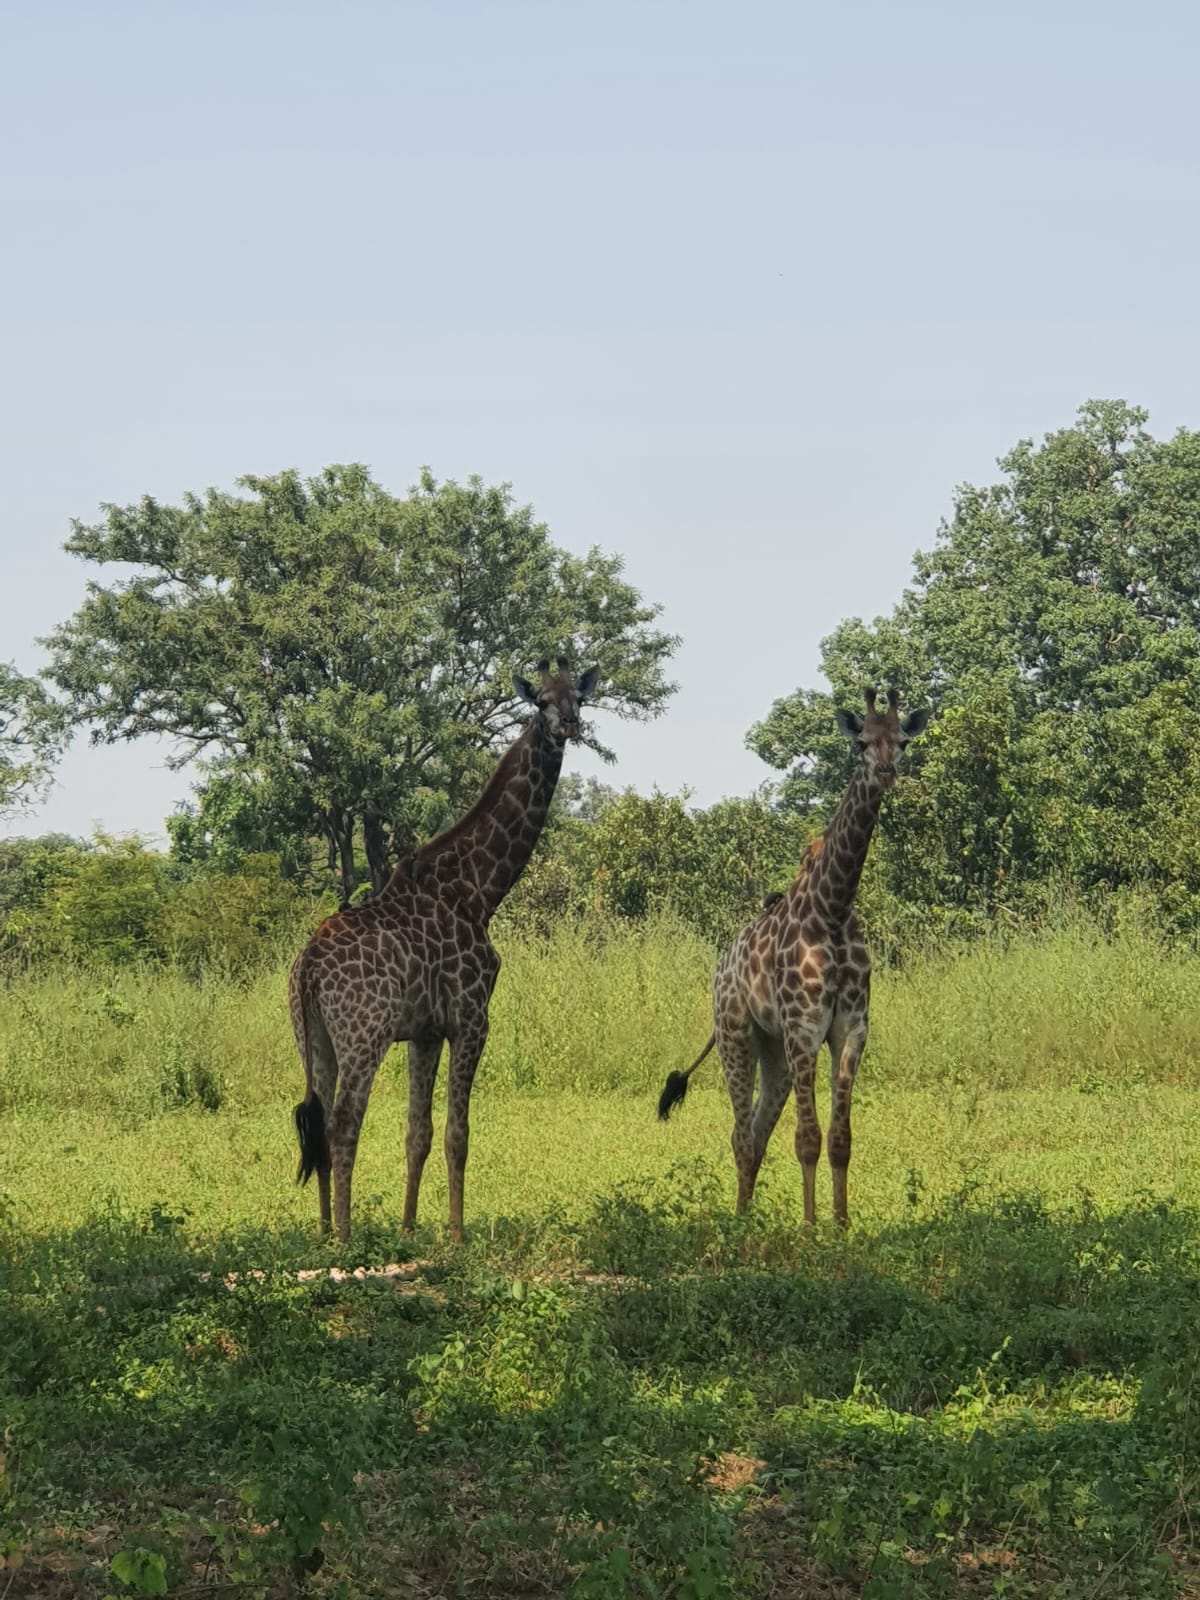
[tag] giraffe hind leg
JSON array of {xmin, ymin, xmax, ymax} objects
[
  {"xmin": 402, "ymin": 1033, "xmax": 443, "ymax": 1234},
  {"xmin": 326, "ymin": 1038, "xmax": 390, "ymax": 1245},
  {"xmin": 750, "ymin": 1030, "xmax": 791, "ymax": 1171},
  {"xmin": 716, "ymin": 1020, "xmax": 763, "ymax": 1213},
  {"xmin": 294, "ymin": 1006, "xmax": 337, "ymax": 1235}
]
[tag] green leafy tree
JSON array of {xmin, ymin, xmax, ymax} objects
[
  {"xmin": 0, "ymin": 834, "xmax": 87, "ymax": 924},
  {"xmin": 578, "ymin": 790, "xmax": 702, "ymax": 921},
  {"xmin": 499, "ymin": 788, "xmax": 812, "ymax": 945},
  {"xmin": 688, "ymin": 792, "xmax": 813, "ymax": 943},
  {"xmin": 44, "ymin": 465, "xmax": 678, "ymax": 897},
  {"xmin": 0, "ymin": 663, "xmax": 65, "ymax": 814},
  {"xmin": 749, "ymin": 400, "xmax": 1200, "ymax": 924},
  {"xmin": 165, "ymin": 772, "xmax": 316, "ymax": 880},
  {"xmin": 554, "ymin": 772, "xmax": 620, "ymax": 822}
]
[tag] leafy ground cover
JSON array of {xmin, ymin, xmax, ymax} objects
[{"xmin": 2, "ymin": 1075, "xmax": 1198, "ymax": 1598}]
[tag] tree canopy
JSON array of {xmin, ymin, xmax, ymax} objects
[
  {"xmin": 0, "ymin": 662, "xmax": 65, "ymax": 815},
  {"xmin": 45, "ymin": 465, "xmax": 678, "ymax": 896},
  {"xmin": 748, "ymin": 400, "xmax": 1200, "ymax": 927}
]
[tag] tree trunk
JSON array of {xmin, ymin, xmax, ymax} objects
[
  {"xmin": 325, "ymin": 809, "xmax": 357, "ymax": 905},
  {"xmin": 363, "ymin": 802, "xmax": 392, "ymax": 895}
]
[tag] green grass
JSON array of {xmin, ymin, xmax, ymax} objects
[
  {"xmin": 2, "ymin": 919, "xmax": 1200, "ymax": 1597},
  {"xmin": 5, "ymin": 912, "xmax": 1200, "ymax": 1128},
  {"xmin": 5, "ymin": 1082, "xmax": 1200, "ymax": 1236}
]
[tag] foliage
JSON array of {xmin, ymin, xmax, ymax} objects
[
  {"xmin": 157, "ymin": 852, "xmax": 309, "ymax": 975},
  {"xmin": 1, "ymin": 1118, "xmax": 1197, "ymax": 1596},
  {"xmin": 749, "ymin": 399, "xmax": 1200, "ymax": 929},
  {"xmin": 5, "ymin": 907, "xmax": 1200, "ymax": 1134},
  {"xmin": 0, "ymin": 661, "xmax": 65, "ymax": 815},
  {"xmin": 44, "ymin": 464, "xmax": 678, "ymax": 896},
  {"xmin": 35, "ymin": 832, "xmax": 169, "ymax": 966},
  {"xmin": 164, "ymin": 770, "xmax": 316, "ymax": 880},
  {"xmin": 0, "ymin": 833, "xmax": 320, "ymax": 976},
  {"xmin": 0, "ymin": 834, "xmax": 88, "ymax": 926},
  {"xmin": 499, "ymin": 788, "xmax": 814, "ymax": 946}
]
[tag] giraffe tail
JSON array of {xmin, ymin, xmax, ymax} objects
[
  {"xmin": 293, "ymin": 967, "xmax": 331, "ymax": 1185},
  {"xmin": 657, "ymin": 1035, "xmax": 716, "ymax": 1121},
  {"xmin": 294, "ymin": 1092, "xmax": 330, "ymax": 1185}
]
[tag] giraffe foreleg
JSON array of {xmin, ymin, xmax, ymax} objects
[
  {"xmin": 786, "ymin": 1025, "xmax": 826, "ymax": 1224},
  {"xmin": 445, "ymin": 1016, "xmax": 488, "ymax": 1243},
  {"xmin": 402, "ymin": 1033, "xmax": 443, "ymax": 1234},
  {"xmin": 827, "ymin": 1005, "xmax": 868, "ymax": 1228}
]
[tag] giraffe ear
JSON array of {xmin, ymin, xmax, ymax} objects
[
  {"xmin": 835, "ymin": 709, "xmax": 864, "ymax": 739},
  {"xmin": 513, "ymin": 674, "xmax": 539, "ymax": 704},
  {"xmin": 575, "ymin": 665, "xmax": 600, "ymax": 699},
  {"xmin": 900, "ymin": 708, "xmax": 930, "ymax": 740}
]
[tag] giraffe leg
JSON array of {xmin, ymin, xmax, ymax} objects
[
  {"xmin": 310, "ymin": 1017, "xmax": 339, "ymax": 1236},
  {"xmin": 290, "ymin": 982, "xmax": 337, "ymax": 1236},
  {"xmin": 749, "ymin": 1031, "xmax": 791, "ymax": 1176},
  {"xmin": 329, "ymin": 1101, "xmax": 363, "ymax": 1246},
  {"xmin": 445, "ymin": 1016, "xmax": 488, "ymax": 1243},
  {"xmin": 716, "ymin": 1018, "xmax": 762, "ymax": 1213},
  {"xmin": 827, "ymin": 1006, "xmax": 868, "ymax": 1228},
  {"xmin": 402, "ymin": 1033, "xmax": 443, "ymax": 1233},
  {"xmin": 327, "ymin": 1044, "xmax": 386, "ymax": 1244},
  {"xmin": 787, "ymin": 1029, "xmax": 825, "ymax": 1224}
]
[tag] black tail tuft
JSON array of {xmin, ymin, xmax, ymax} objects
[
  {"xmin": 657, "ymin": 1070, "xmax": 690, "ymax": 1122},
  {"xmin": 294, "ymin": 1093, "xmax": 331, "ymax": 1184}
]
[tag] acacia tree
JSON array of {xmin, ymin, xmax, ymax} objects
[
  {"xmin": 46, "ymin": 465, "xmax": 678, "ymax": 897},
  {"xmin": 0, "ymin": 662, "xmax": 64, "ymax": 815},
  {"xmin": 748, "ymin": 400, "xmax": 1200, "ymax": 924}
]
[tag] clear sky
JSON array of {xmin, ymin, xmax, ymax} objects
[{"xmin": 3, "ymin": 0, "xmax": 1199, "ymax": 842}]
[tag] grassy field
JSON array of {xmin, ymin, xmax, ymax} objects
[{"xmin": 2, "ymin": 920, "xmax": 1200, "ymax": 1597}]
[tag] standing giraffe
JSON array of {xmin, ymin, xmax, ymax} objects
[
  {"xmin": 291, "ymin": 659, "xmax": 601, "ymax": 1242},
  {"xmin": 658, "ymin": 688, "xmax": 929, "ymax": 1226}
]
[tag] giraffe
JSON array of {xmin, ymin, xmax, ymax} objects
[
  {"xmin": 658, "ymin": 687, "xmax": 929, "ymax": 1226},
  {"xmin": 291, "ymin": 658, "xmax": 601, "ymax": 1243}
]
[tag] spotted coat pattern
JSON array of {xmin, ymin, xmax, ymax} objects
[
  {"xmin": 290, "ymin": 662, "xmax": 599, "ymax": 1242},
  {"xmin": 671, "ymin": 688, "xmax": 929, "ymax": 1226}
]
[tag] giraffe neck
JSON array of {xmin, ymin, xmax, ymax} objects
[
  {"xmin": 802, "ymin": 761, "xmax": 886, "ymax": 929},
  {"xmin": 407, "ymin": 716, "xmax": 564, "ymax": 919}
]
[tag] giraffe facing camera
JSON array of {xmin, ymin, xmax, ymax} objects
[
  {"xmin": 658, "ymin": 687, "xmax": 930, "ymax": 1227},
  {"xmin": 290, "ymin": 660, "xmax": 601, "ymax": 1243}
]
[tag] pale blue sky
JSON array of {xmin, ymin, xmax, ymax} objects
[{"xmin": 3, "ymin": 0, "xmax": 1199, "ymax": 841}]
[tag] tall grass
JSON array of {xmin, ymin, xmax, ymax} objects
[
  {"xmin": 2, "ymin": 909, "xmax": 1199, "ymax": 1125},
  {"xmin": 872, "ymin": 911, "xmax": 1200, "ymax": 1090}
]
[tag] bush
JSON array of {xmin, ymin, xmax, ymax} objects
[
  {"xmin": 42, "ymin": 833, "xmax": 169, "ymax": 965},
  {"xmin": 0, "ymin": 834, "xmax": 321, "ymax": 976},
  {"xmin": 499, "ymin": 789, "xmax": 813, "ymax": 948},
  {"xmin": 158, "ymin": 853, "xmax": 311, "ymax": 975}
]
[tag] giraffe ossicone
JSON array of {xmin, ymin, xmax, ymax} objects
[
  {"xmin": 658, "ymin": 686, "xmax": 930, "ymax": 1227},
  {"xmin": 290, "ymin": 659, "xmax": 601, "ymax": 1243}
]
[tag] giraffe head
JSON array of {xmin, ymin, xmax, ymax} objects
[
  {"xmin": 513, "ymin": 657, "xmax": 601, "ymax": 742},
  {"xmin": 835, "ymin": 687, "xmax": 929, "ymax": 788}
]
